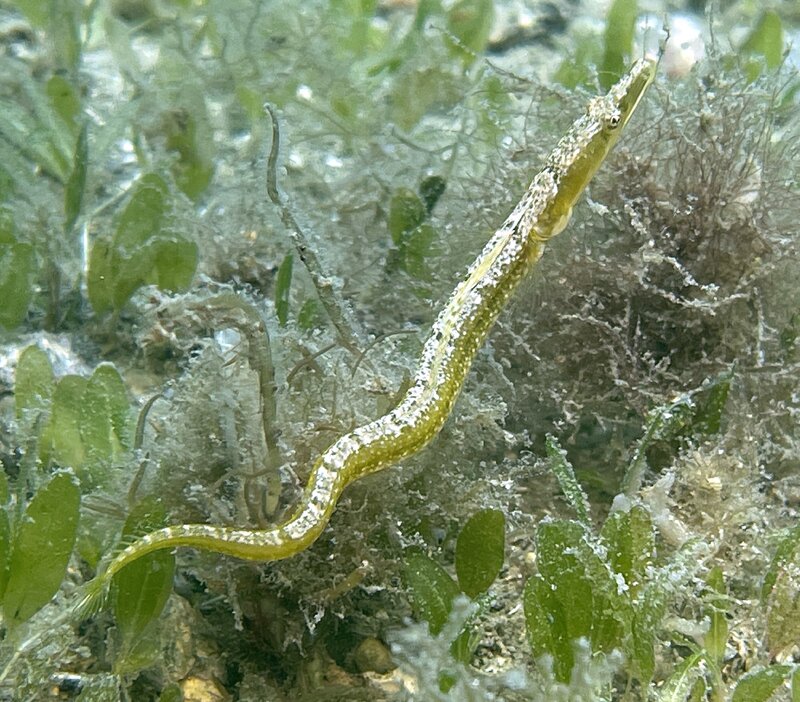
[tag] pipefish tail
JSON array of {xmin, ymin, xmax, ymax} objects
[{"xmin": 76, "ymin": 58, "xmax": 656, "ymax": 613}]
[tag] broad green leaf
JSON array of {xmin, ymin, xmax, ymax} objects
[
  {"xmin": 64, "ymin": 123, "xmax": 88, "ymax": 233},
  {"xmin": 93, "ymin": 365, "xmax": 132, "ymax": 450},
  {"xmin": 78, "ymin": 396, "xmax": 112, "ymax": 466},
  {"xmin": 623, "ymin": 375, "xmax": 731, "ymax": 496},
  {"xmin": 114, "ymin": 174, "xmax": 168, "ymax": 252},
  {"xmin": 80, "ymin": 364, "xmax": 131, "ymax": 470},
  {"xmin": 17, "ymin": 63, "xmax": 73, "ymax": 164},
  {"xmin": 3, "ymin": 472, "xmax": 80, "ymax": 630},
  {"xmin": 297, "ymin": 299, "xmax": 323, "ymax": 331},
  {"xmin": 536, "ymin": 520, "xmax": 595, "ymax": 640},
  {"xmin": 0, "ymin": 508, "xmax": 9, "ymax": 601},
  {"xmin": 388, "ymin": 188, "xmax": 426, "ymax": 245},
  {"xmin": 110, "ymin": 244, "xmax": 156, "ymax": 310},
  {"xmin": 732, "ymin": 666, "xmax": 792, "ymax": 702},
  {"xmin": 46, "ymin": 375, "xmax": 89, "ymax": 468},
  {"xmin": 761, "ymin": 524, "xmax": 800, "ymax": 602},
  {"xmin": 704, "ymin": 566, "xmax": 728, "ymax": 666},
  {"xmin": 386, "ymin": 187, "xmax": 439, "ymax": 281},
  {"xmin": 163, "ymin": 109, "xmax": 214, "ymax": 201},
  {"xmin": 555, "ymin": 35, "xmax": 603, "ymax": 89},
  {"xmin": 601, "ymin": 0, "xmax": 637, "ymax": 89},
  {"xmin": 274, "ymin": 253, "xmax": 293, "ymax": 326},
  {"xmin": 419, "ymin": 175, "xmax": 446, "ymax": 215},
  {"xmin": 113, "ymin": 632, "xmax": 162, "ymax": 676},
  {"xmin": 46, "ymin": 74, "xmax": 81, "ymax": 133},
  {"xmin": 0, "ymin": 239, "xmax": 34, "ymax": 329},
  {"xmin": 741, "ymin": 11, "xmax": 784, "ymax": 81},
  {"xmin": 74, "ymin": 528, "xmax": 105, "ymax": 573},
  {"xmin": 0, "ymin": 96, "xmax": 68, "ymax": 182},
  {"xmin": 103, "ymin": 14, "xmax": 143, "ymax": 83},
  {"xmin": 688, "ymin": 676, "xmax": 707, "ymax": 702},
  {"xmin": 632, "ymin": 588, "xmax": 663, "ymax": 683},
  {"xmin": 87, "ymin": 237, "xmax": 115, "ymax": 314},
  {"xmin": 152, "ymin": 236, "xmax": 198, "ymax": 292},
  {"xmin": 546, "ymin": 435, "xmax": 590, "ymax": 525},
  {"xmin": 413, "ymin": 0, "xmax": 442, "ymax": 32},
  {"xmin": 10, "ymin": 0, "xmax": 48, "ymax": 28},
  {"xmin": 88, "ymin": 174, "xmax": 197, "ymax": 313},
  {"xmin": 340, "ymin": 0, "xmax": 381, "ymax": 51},
  {"xmin": 765, "ymin": 549, "xmax": 800, "ymax": 659},
  {"xmin": 0, "ymin": 210, "xmax": 13, "ymax": 242},
  {"xmin": 658, "ymin": 652, "xmax": 706, "ymax": 702},
  {"xmin": 534, "ymin": 519, "xmax": 627, "ymax": 679},
  {"xmin": 402, "ymin": 223, "xmax": 438, "ymax": 281},
  {"xmin": 474, "ymin": 73, "xmax": 512, "ymax": 141},
  {"xmin": 0, "ymin": 134, "xmax": 37, "ymax": 193},
  {"xmin": 446, "ymin": 0, "xmax": 494, "ymax": 65},
  {"xmin": 600, "ymin": 504, "xmax": 654, "ymax": 597},
  {"xmin": 403, "ymin": 550, "xmax": 460, "ymax": 635},
  {"xmin": 159, "ymin": 684, "xmax": 183, "ymax": 702},
  {"xmin": 621, "ymin": 393, "xmax": 695, "ymax": 495},
  {"xmin": 14, "ymin": 345, "xmax": 55, "ymax": 420},
  {"xmin": 235, "ymin": 85, "xmax": 266, "ymax": 127},
  {"xmin": 523, "ymin": 574, "xmax": 571, "ymax": 681},
  {"xmin": 455, "ymin": 508, "xmax": 504, "ymax": 598},
  {"xmin": 779, "ymin": 312, "xmax": 799, "ymax": 363},
  {"xmin": 449, "ymin": 622, "xmax": 480, "ymax": 665},
  {"xmin": 48, "ymin": 0, "xmax": 82, "ymax": 74},
  {"xmin": 113, "ymin": 499, "xmax": 175, "ymax": 673},
  {"xmin": 691, "ymin": 372, "xmax": 731, "ymax": 437}
]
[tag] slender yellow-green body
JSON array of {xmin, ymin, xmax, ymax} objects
[{"xmin": 78, "ymin": 59, "xmax": 655, "ymax": 610}]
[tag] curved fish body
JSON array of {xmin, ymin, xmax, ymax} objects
[{"xmin": 78, "ymin": 58, "xmax": 656, "ymax": 610}]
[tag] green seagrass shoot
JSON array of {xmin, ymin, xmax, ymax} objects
[
  {"xmin": 523, "ymin": 375, "xmax": 733, "ymax": 686},
  {"xmin": 88, "ymin": 173, "xmax": 198, "ymax": 315},
  {"xmin": 385, "ymin": 175, "xmax": 446, "ymax": 285},
  {"xmin": 0, "ymin": 471, "xmax": 79, "ymax": 633},
  {"xmin": 15, "ymin": 345, "xmax": 132, "ymax": 486},
  {"xmin": 403, "ymin": 507, "xmax": 505, "ymax": 689}
]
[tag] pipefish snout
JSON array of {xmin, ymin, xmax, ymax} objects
[{"xmin": 77, "ymin": 58, "xmax": 656, "ymax": 612}]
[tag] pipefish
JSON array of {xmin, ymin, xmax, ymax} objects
[{"xmin": 77, "ymin": 58, "xmax": 656, "ymax": 612}]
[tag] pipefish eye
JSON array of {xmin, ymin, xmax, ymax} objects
[
  {"xmin": 587, "ymin": 96, "xmax": 621, "ymax": 129},
  {"xmin": 601, "ymin": 103, "xmax": 622, "ymax": 129}
]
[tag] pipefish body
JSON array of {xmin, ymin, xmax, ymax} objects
[{"xmin": 78, "ymin": 58, "xmax": 656, "ymax": 611}]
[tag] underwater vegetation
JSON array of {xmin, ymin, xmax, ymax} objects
[{"xmin": 1, "ymin": 0, "xmax": 800, "ymax": 700}]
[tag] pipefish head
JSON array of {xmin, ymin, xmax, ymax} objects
[{"xmin": 535, "ymin": 57, "xmax": 656, "ymax": 237}]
